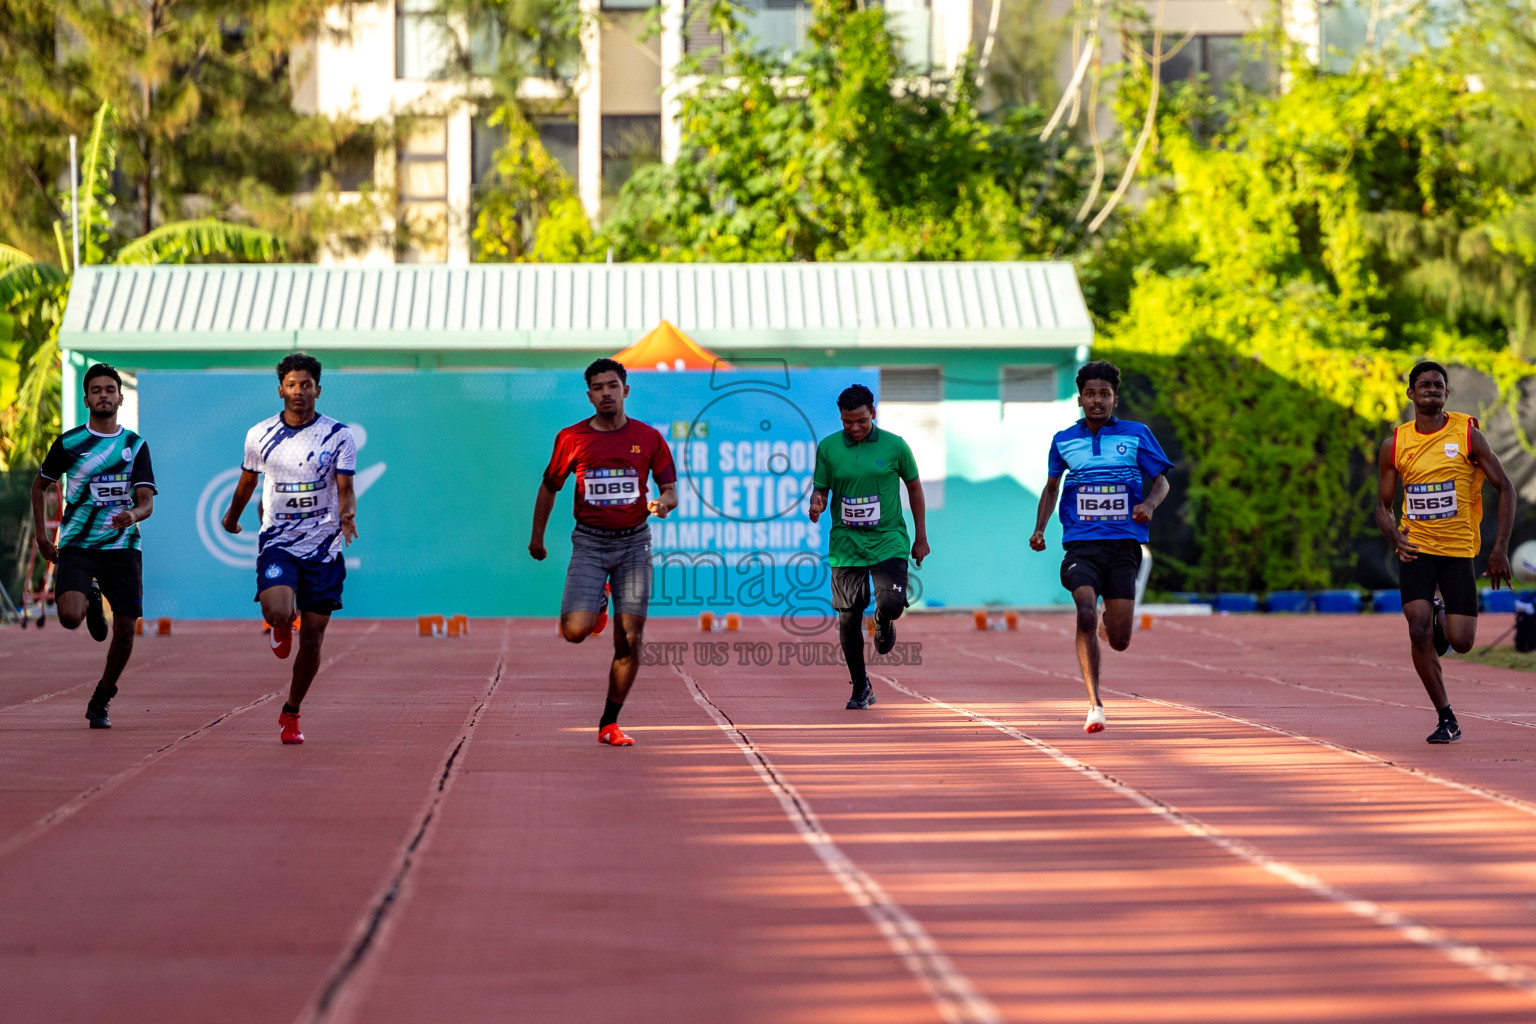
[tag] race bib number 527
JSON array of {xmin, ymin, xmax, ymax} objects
[
  {"xmin": 1075, "ymin": 484, "xmax": 1130, "ymax": 521},
  {"xmin": 584, "ymin": 468, "xmax": 640, "ymax": 506},
  {"xmin": 841, "ymin": 495, "xmax": 880, "ymax": 527}
]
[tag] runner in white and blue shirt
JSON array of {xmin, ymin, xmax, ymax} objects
[
  {"xmin": 1030, "ymin": 361, "xmax": 1173, "ymax": 734},
  {"xmin": 221, "ymin": 353, "xmax": 358, "ymax": 745}
]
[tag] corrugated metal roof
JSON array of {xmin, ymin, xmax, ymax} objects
[{"xmin": 60, "ymin": 262, "xmax": 1092, "ymax": 351}]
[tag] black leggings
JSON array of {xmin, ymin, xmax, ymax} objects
[{"xmin": 834, "ymin": 560, "xmax": 909, "ymax": 684}]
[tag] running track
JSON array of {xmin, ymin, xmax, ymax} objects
[{"xmin": 3, "ymin": 614, "xmax": 1536, "ymax": 1023}]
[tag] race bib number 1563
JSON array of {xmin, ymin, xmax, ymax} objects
[{"xmin": 1404, "ymin": 481, "xmax": 1458, "ymax": 521}]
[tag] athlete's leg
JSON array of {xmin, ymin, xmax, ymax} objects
[
  {"xmin": 259, "ymin": 585, "xmax": 297, "ymax": 629},
  {"xmin": 560, "ymin": 530, "xmax": 609, "ymax": 644},
  {"xmin": 839, "ymin": 607, "xmax": 868, "ymax": 677},
  {"xmin": 560, "ymin": 611, "xmax": 599, "ymax": 643},
  {"xmin": 1100, "ymin": 598, "xmax": 1135, "ymax": 652},
  {"xmin": 97, "ymin": 609, "xmax": 137, "ymax": 691},
  {"xmin": 1072, "ymin": 585, "xmax": 1103, "ymax": 706},
  {"xmin": 1403, "ymin": 600, "xmax": 1450, "ymax": 705},
  {"xmin": 287, "ymin": 611, "xmax": 331, "ymax": 708},
  {"xmin": 56, "ymin": 592, "xmax": 86, "ymax": 629},
  {"xmin": 1444, "ymin": 614, "xmax": 1477, "ymax": 654},
  {"xmin": 607, "ymin": 613, "xmax": 645, "ymax": 705}
]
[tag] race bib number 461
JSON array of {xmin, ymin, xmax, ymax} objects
[
  {"xmin": 1075, "ymin": 484, "xmax": 1130, "ymax": 521},
  {"xmin": 88, "ymin": 472, "xmax": 133, "ymax": 507},
  {"xmin": 841, "ymin": 495, "xmax": 880, "ymax": 527},
  {"xmin": 274, "ymin": 480, "xmax": 333, "ymax": 521},
  {"xmin": 584, "ymin": 468, "xmax": 640, "ymax": 506},
  {"xmin": 1404, "ymin": 481, "xmax": 1458, "ymax": 521}
]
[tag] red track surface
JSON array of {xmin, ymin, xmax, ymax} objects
[{"xmin": 3, "ymin": 613, "xmax": 1536, "ymax": 1023}]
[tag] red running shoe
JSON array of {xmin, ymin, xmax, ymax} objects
[
  {"xmin": 270, "ymin": 620, "xmax": 293, "ymax": 659},
  {"xmin": 598, "ymin": 722, "xmax": 634, "ymax": 746},
  {"xmin": 592, "ymin": 583, "xmax": 610, "ymax": 636},
  {"xmin": 279, "ymin": 710, "xmax": 304, "ymax": 744}
]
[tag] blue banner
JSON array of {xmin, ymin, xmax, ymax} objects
[{"xmin": 137, "ymin": 366, "xmax": 869, "ymax": 619}]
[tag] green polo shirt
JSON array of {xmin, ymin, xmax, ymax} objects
[{"xmin": 812, "ymin": 425, "xmax": 919, "ymax": 567}]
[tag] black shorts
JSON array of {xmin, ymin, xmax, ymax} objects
[
  {"xmin": 830, "ymin": 558, "xmax": 910, "ymax": 613},
  {"xmin": 256, "ymin": 549, "xmax": 346, "ymax": 615},
  {"xmin": 56, "ymin": 547, "xmax": 142, "ymax": 619},
  {"xmin": 1060, "ymin": 539, "xmax": 1142, "ymax": 601},
  {"xmin": 1399, "ymin": 553, "xmax": 1478, "ymax": 617}
]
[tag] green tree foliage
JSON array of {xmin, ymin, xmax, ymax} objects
[
  {"xmin": 0, "ymin": 103, "xmax": 281, "ymax": 472},
  {"xmin": 0, "ymin": 0, "xmax": 386, "ymax": 262},
  {"xmin": 597, "ymin": 0, "xmax": 1088, "ymax": 262},
  {"xmin": 1096, "ymin": 22, "xmax": 1536, "ymax": 592}
]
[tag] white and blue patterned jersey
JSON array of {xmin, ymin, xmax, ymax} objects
[
  {"xmin": 1047, "ymin": 417, "xmax": 1173, "ymax": 543},
  {"xmin": 242, "ymin": 413, "xmax": 357, "ymax": 562}
]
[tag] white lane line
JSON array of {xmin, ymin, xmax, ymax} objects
[
  {"xmin": 0, "ymin": 622, "xmax": 383, "ymax": 863},
  {"xmin": 962, "ymin": 644, "xmax": 1536, "ymax": 822},
  {"xmin": 874, "ymin": 670, "xmax": 1536, "ymax": 998},
  {"xmin": 675, "ymin": 665, "xmax": 1001, "ymax": 1024}
]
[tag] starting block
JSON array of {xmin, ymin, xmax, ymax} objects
[
  {"xmin": 418, "ymin": 614, "xmax": 446, "ymax": 637},
  {"xmin": 137, "ymin": 617, "xmax": 173, "ymax": 636},
  {"xmin": 699, "ymin": 611, "xmax": 743, "ymax": 631},
  {"xmin": 1140, "ymin": 612, "xmax": 1153, "ymax": 630},
  {"xmin": 699, "ymin": 611, "xmax": 714, "ymax": 631},
  {"xmin": 447, "ymin": 614, "xmax": 469, "ymax": 637},
  {"xmin": 974, "ymin": 610, "xmax": 1019, "ymax": 631}
]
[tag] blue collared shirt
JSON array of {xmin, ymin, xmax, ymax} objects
[{"xmin": 1046, "ymin": 417, "xmax": 1172, "ymax": 543}]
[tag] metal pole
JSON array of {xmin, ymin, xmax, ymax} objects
[{"xmin": 69, "ymin": 135, "xmax": 79, "ymax": 270}]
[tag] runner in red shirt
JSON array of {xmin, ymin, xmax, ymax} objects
[{"xmin": 530, "ymin": 358, "xmax": 678, "ymax": 746}]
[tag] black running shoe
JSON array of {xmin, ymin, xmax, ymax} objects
[
  {"xmin": 86, "ymin": 583, "xmax": 108, "ymax": 643},
  {"xmin": 85, "ymin": 684, "xmax": 117, "ymax": 729},
  {"xmin": 1432, "ymin": 598, "xmax": 1449, "ymax": 657},
  {"xmin": 846, "ymin": 679, "xmax": 876, "ymax": 710},
  {"xmin": 873, "ymin": 617, "xmax": 896, "ymax": 655},
  {"xmin": 1426, "ymin": 719, "xmax": 1461, "ymax": 744}
]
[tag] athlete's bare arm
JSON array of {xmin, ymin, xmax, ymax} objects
[
  {"xmin": 1132, "ymin": 474, "xmax": 1170, "ymax": 524},
  {"xmin": 647, "ymin": 481, "xmax": 678, "ymax": 519},
  {"xmin": 221, "ymin": 470, "xmax": 260, "ymax": 536},
  {"xmin": 1028, "ymin": 476, "xmax": 1062, "ymax": 552},
  {"xmin": 529, "ymin": 482, "xmax": 557, "ymax": 561},
  {"xmin": 1470, "ymin": 426, "xmax": 1515, "ymax": 588},
  {"xmin": 29, "ymin": 474, "xmax": 58, "ymax": 563},
  {"xmin": 904, "ymin": 477, "xmax": 929, "ymax": 567},
  {"xmin": 337, "ymin": 473, "xmax": 358, "ymax": 545},
  {"xmin": 1375, "ymin": 436, "xmax": 1417, "ymax": 562},
  {"xmin": 109, "ymin": 485, "xmax": 155, "ymax": 530}
]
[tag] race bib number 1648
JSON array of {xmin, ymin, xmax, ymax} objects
[{"xmin": 1075, "ymin": 484, "xmax": 1130, "ymax": 521}]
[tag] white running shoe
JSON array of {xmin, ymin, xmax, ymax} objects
[{"xmin": 1084, "ymin": 705, "xmax": 1107, "ymax": 733}]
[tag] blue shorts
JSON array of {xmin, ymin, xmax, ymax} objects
[{"xmin": 256, "ymin": 550, "xmax": 345, "ymax": 614}]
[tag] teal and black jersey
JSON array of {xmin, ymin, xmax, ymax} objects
[{"xmin": 38, "ymin": 425, "xmax": 157, "ymax": 551}]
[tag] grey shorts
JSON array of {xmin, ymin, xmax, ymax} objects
[{"xmin": 561, "ymin": 524, "xmax": 652, "ymax": 617}]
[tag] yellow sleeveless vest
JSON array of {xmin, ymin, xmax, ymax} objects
[{"xmin": 1393, "ymin": 411, "xmax": 1484, "ymax": 558}]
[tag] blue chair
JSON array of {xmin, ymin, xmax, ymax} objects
[
  {"xmin": 1214, "ymin": 593, "xmax": 1258, "ymax": 613},
  {"xmin": 1482, "ymin": 588, "xmax": 1517, "ymax": 614},
  {"xmin": 1314, "ymin": 590, "xmax": 1362, "ymax": 614},
  {"xmin": 1263, "ymin": 590, "xmax": 1310, "ymax": 613},
  {"xmin": 1371, "ymin": 590, "xmax": 1403, "ymax": 614}
]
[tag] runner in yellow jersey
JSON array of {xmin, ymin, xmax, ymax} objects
[{"xmin": 1375, "ymin": 361, "xmax": 1515, "ymax": 744}]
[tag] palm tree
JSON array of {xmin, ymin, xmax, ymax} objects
[{"xmin": 0, "ymin": 101, "xmax": 283, "ymax": 470}]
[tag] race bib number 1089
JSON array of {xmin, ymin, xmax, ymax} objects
[{"xmin": 584, "ymin": 468, "xmax": 641, "ymax": 507}]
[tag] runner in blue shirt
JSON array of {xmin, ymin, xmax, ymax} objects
[{"xmin": 1029, "ymin": 361, "xmax": 1173, "ymax": 734}]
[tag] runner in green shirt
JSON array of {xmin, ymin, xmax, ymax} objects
[{"xmin": 809, "ymin": 384, "xmax": 930, "ymax": 709}]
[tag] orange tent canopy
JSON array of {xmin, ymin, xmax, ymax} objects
[{"xmin": 612, "ymin": 320, "xmax": 731, "ymax": 371}]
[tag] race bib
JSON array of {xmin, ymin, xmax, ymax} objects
[
  {"xmin": 1075, "ymin": 484, "xmax": 1130, "ymax": 521},
  {"xmin": 273, "ymin": 480, "xmax": 333, "ymax": 522},
  {"xmin": 584, "ymin": 468, "xmax": 641, "ymax": 507},
  {"xmin": 841, "ymin": 495, "xmax": 881, "ymax": 527},
  {"xmin": 1404, "ymin": 481, "xmax": 1458, "ymax": 521},
  {"xmin": 88, "ymin": 472, "xmax": 133, "ymax": 508}
]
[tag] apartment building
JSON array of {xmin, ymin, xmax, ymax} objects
[{"xmin": 289, "ymin": 0, "xmax": 1379, "ymax": 265}]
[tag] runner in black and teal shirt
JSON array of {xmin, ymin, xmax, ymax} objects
[
  {"xmin": 31, "ymin": 363, "xmax": 157, "ymax": 729},
  {"xmin": 809, "ymin": 383, "xmax": 929, "ymax": 710}
]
